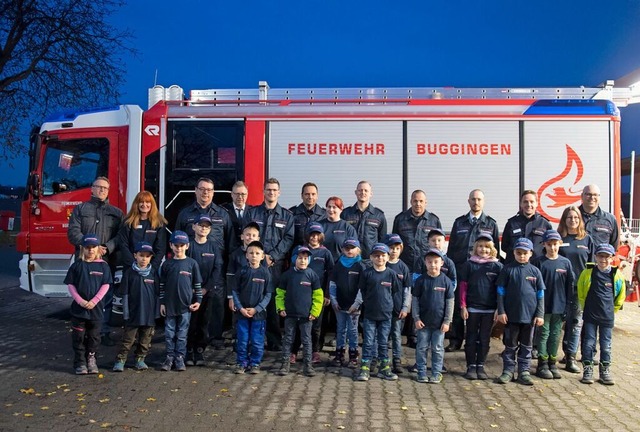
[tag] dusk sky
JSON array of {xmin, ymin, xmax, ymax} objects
[{"xmin": 2, "ymin": 0, "xmax": 640, "ymax": 185}]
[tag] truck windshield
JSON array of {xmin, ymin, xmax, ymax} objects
[{"xmin": 41, "ymin": 138, "xmax": 109, "ymax": 195}]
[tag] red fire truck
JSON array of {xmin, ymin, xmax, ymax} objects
[{"xmin": 17, "ymin": 81, "xmax": 636, "ymax": 297}]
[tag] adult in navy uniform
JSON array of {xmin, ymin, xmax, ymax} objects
[
  {"xmin": 579, "ymin": 184, "xmax": 619, "ymax": 249},
  {"xmin": 174, "ymin": 177, "xmax": 234, "ymax": 253},
  {"xmin": 222, "ymin": 181, "xmax": 251, "ymax": 246},
  {"xmin": 502, "ymin": 189, "xmax": 552, "ymax": 265},
  {"xmin": 290, "ymin": 182, "xmax": 325, "ymax": 247},
  {"xmin": 342, "ymin": 181, "xmax": 387, "ymax": 258},
  {"xmin": 446, "ymin": 189, "xmax": 500, "ymax": 352},
  {"xmin": 244, "ymin": 178, "xmax": 295, "ymax": 350},
  {"xmin": 67, "ymin": 176, "xmax": 124, "ymax": 346},
  {"xmin": 392, "ymin": 189, "xmax": 441, "ymax": 273}
]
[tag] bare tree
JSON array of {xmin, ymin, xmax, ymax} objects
[{"xmin": 0, "ymin": 0, "xmax": 136, "ymax": 162}]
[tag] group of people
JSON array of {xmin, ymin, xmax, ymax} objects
[{"xmin": 64, "ymin": 176, "xmax": 625, "ymax": 386}]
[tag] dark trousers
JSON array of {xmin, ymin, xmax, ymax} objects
[
  {"xmin": 292, "ymin": 305, "xmax": 324, "ymax": 354},
  {"xmin": 266, "ymin": 261, "xmax": 285, "ymax": 348},
  {"xmin": 206, "ymin": 288, "xmax": 226, "ymax": 342},
  {"xmin": 282, "ymin": 317, "xmax": 312, "ymax": 364},
  {"xmin": 116, "ymin": 325, "xmax": 155, "ymax": 360},
  {"xmin": 502, "ymin": 322, "xmax": 535, "ymax": 373},
  {"xmin": 447, "ymin": 290, "xmax": 464, "ymax": 346},
  {"xmin": 464, "ymin": 312, "xmax": 494, "ymax": 366},
  {"xmin": 188, "ymin": 295, "xmax": 210, "ymax": 350},
  {"xmin": 71, "ymin": 317, "xmax": 101, "ymax": 368}
]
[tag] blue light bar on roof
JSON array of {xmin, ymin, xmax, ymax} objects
[
  {"xmin": 44, "ymin": 105, "xmax": 121, "ymax": 122},
  {"xmin": 524, "ymin": 99, "xmax": 619, "ymax": 116}
]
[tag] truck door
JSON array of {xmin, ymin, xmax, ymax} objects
[
  {"xmin": 25, "ymin": 131, "xmax": 117, "ymax": 296},
  {"xmin": 163, "ymin": 120, "xmax": 245, "ymax": 229}
]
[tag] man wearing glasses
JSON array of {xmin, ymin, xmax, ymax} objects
[
  {"xmin": 579, "ymin": 184, "xmax": 619, "ymax": 248},
  {"xmin": 67, "ymin": 176, "xmax": 124, "ymax": 346},
  {"xmin": 223, "ymin": 181, "xmax": 252, "ymax": 244},
  {"xmin": 175, "ymin": 177, "xmax": 235, "ymax": 254}
]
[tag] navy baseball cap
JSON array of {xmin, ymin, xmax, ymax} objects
[
  {"xmin": 371, "ymin": 243, "xmax": 390, "ymax": 255},
  {"xmin": 170, "ymin": 230, "xmax": 190, "ymax": 244},
  {"xmin": 195, "ymin": 214, "xmax": 212, "ymax": 225},
  {"xmin": 428, "ymin": 228, "xmax": 446, "ymax": 239},
  {"xmin": 595, "ymin": 243, "xmax": 615, "ymax": 256},
  {"xmin": 342, "ymin": 238, "xmax": 361, "ymax": 249},
  {"xmin": 81, "ymin": 234, "xmax": 100, "ymax": 247},
  {"xmin": 543, "ymin": 229, "xmax": 562, "ymax": 242},
  {"xmin": 243, "ymin": 221, "xmax": 260, "ymax": 231},
  {"xmin": 476, "ymin": 233, "xmax": 494, "ymax": 242},
  {"xmin": 294, "ymin": 245, "xmax": 311, "ymax": 255},
  {"xmin": 306, "ymin": 222, "xmax": 324, "ymax": 235},
  {"xmin": 384, "ymin": 233, "xmax": 403, "ymax": 246},
  {"xmin": 424, "ymin": 248, "xmax": 444, "ymax": 258},
  {"xmin": 514, "ymin": 237, "xmax": 533, "ymax": 251},
  {"xmin": 134, "ymin": 242, "xmax": 155, "ymax": 254},
  {"xmin": 246, "ymin": 240, "xmax": 264, "ymax": 251}
]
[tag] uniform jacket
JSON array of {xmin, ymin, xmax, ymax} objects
[
  {"xmin": 245, "ymin": 203, "xmax": 295, "ymax": 262},
  {"xmin": 117, "ymin": 220, "xmax": 167, "ymax": 270},
  {"xmin": 447, "ymin": 212, "xmax": 500, "ymax": 266},
  {"xmin": 175, "ymin": 201, "xmax": 234, "ymax": 253},
  {"xmin": 289, "ymin": 203, "xmax": 326, "ymax": 246},
  {"xmin": 342, "ymin": 203, "xmax": 387, "ymax": 258},
  {"xmin": 502, "ymin": 212, "xmax": 552, "ymax": 264},
  {"xmin": 579, "ymin": 205, "xmax": 619, "ymax": 248},
  {"xmin": 392, "ymin": 209, "xmax": 442, "ymax": 272}
]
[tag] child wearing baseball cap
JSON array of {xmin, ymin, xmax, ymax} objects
[
  {"xmin": 577, "ymin": 243, "xmax": 625, "ymax": 385},
  {"xmin": 495, "ymin": 238, "xmax": 546, "ymax": 386}
]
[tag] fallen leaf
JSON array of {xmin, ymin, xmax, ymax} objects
[
  {"xmin": 338, "ymin": 410, "xmax": 347, "ymax": 414},
  {"xmin": 337, "ymin": 427, "xmax": 346, "ymax": 430},
  {"xmin": 99, "ymin": 398, "xmax": 110, "ymax": 403},
  {"xmin": 540, "ymin": 429, "xmax": 548, "ymax": 432},
  {"xmin": 98, "ymin": 374, "xmax": 104, "ymax": 379},
  {"xmin": 100, "ymin": 423, "xmax": 112, "ymax": 428},
  {"xmin": 490, "ymin": 425, "xmax": 498, "ymax": 428},
  {"xmin": 24, "ymin": 413, "xmax": 34, "ymax": 417},
  {"xmin": 488, "ymin": 406, "xmax": 495, "ymax": 410},
  {"xmin": 63, "ymin": 389, "xmax": 71, "ymax": 393},
  {"xmin": 76, "ymin": 393, "xmax": 84, "ymax": 397},
  {"xmin": 494, "ymin": 403, "xmax": 502, "ymax": 407},
  {"xmin": 89, "ymin": 420, "xmax": 97, "ymax": 424},
  {"xmin": 137, "ymin": 409, "xmax": 148, "ymax": 413},
  {"xmin": 41, "ymin": 406, "xmax": 49, "ymax": 410},
  {"xmin": 20, "ymin": 388, "xmax": 35, "ymax": 395},
  {"xmin": 400, "ymin": 406, "xmax": 408, "ymax": 411},
  {"xmin": 56, "ymin": 384, "xmax": 69, "ymax": 389},
  {"xmin": 194, "ymin": 413, "xmax": 201, "ymax": 416},
  {"xmin": 323, "ymin": 424, "xmax": 331, "ymax": 428},
  {"xmin": 146, "ymin": 397, "xmax": 156, "ymax": 402},
  {"xmin": 220, "ymin": 389, "xmax": 228, "ymax": 393},
  {"xmin": 211, "ymin": 413, "xmax": 219, "ymax": 417},
  {"xmin": 192, "ymin": 381, "xmax": 198, "ymax": 384},
  {"xmin": 5, "ymin": 403, "xmax": 13, "ymax": 407}
]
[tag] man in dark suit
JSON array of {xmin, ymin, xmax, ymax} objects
[{"xmin": 223, "ymin": 180, "xmax": 251, "ymax": 246}]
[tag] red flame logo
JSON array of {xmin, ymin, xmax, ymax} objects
[{"xmin": 537, "ymin": 144, "xmax": 584, "ymax": 223}]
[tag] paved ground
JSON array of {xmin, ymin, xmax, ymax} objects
[{"xmin": 1, "ymin": 246, "xmax": 640, "ymax": 431}]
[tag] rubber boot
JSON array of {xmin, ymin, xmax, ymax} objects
[
  {"xmin": 548, "ymin": 358, "xmax": 561, "ymax": 379},
  {"xmin": 536, "ymin": 358, "xmax": 553, "ymax": 379}
]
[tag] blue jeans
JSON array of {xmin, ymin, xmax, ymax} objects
[
  {"xmin": 362, "ymin": 318, "xmax": 391, "ymax": 363},
  {"xmin": 236, "ymin": 317, "xmax": 266, "ymax": 367},
  {"xmin": 581, "ymin": 321, "xmax": 612, "ymax": 364},
  {"xmin": 335, "ymin": 310, "xmax": 360, "ymax": 350},
  {"xmin": 416, "ymin": 327, "xmax": 445, "ymax": 375},
  {"xmin": 165, "ymin": 312, "xmax": 191, "ymax": 358},
  {"xmin": 391, "ymin": 316, "xmax": 405, "ymax": 360},
  {"xmin": 563, "ymin": 295, "xmax": 583, "ymax": 355}
]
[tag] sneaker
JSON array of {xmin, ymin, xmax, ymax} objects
[
  {"xmin": 75, "ymin": 365, "xmax": 88, "ymax": 375},
  {"xmin": 277, "ymin": 362, "xmax": 290, "ymax": 376},
  {"xmin": 185, "ymin": 348, "xmax": 195, "ymax": 366},
  {"xmin": 495, "ymin": 371, "xmax": 514, "ymax": 384},
  {"xmin": 429, "ymin": 373, "xmax": 443, "ymax": 384},
  {"xmin": 348, "ymin": 349, "xmax": 359, "ymax": 368},
  {"xmin": 444, "ymin": 342, "xmax": 461, "ymax": 352},
  {"xmin": 303, "ymin": 363, "xmax": 317, "ymax": 377},
  {"xmin": 441, "ymin": 364, "xmax": 448, "ymax": 373},
  {"xmin": 406, "ymin": 363, "xmax": 419, "ymax": 373},
  {"xmin": 581, "ymin": 362, "xmax": 594, "ymax": 384},
  {"xmin": 234, "ymin": 364, "xmax": 246, "ymax": 374},
  {"xmin": 463, "ymin": 365, "xmax": 477, "ymax": 380},
  {"xmin": 517, "ymin": 371, "xmax": 534, "ymax": 386},
  {"xmin": 112, "ymin": 360, "xmax": 125, "ymax": 372},
  {"xmin": 134, "ymin": 357, "xmax": 148, "ymax": 371},
  {"xmin": 369, "ymin": 359, "xmax": 378, "ymax": 375},
  {"xmin": 311, "ymin": 352, "xmax": 321, "ymax": 364},
  {"xmin": 289, "ymin": 353, "xmax": 297, "ymax": 364},
  {"xmin": 194, "ymin": 347, "xmax": 206, "ymax": 366},
  {"xmin": 160, "ymin": 356, "xmax": 174, "ymax": 372},
  {"xmin": 476, "ymin": 364, "xmax": 489, "ymax": 380},
  {"xmin": 87, "ymin": 353, "xmax": 99, "ymax": 374},
  {"xmin": 174, "ymin": 356, "xmax": 186, "ymax": 371},
  {"xmin": 392, "ymin": 358, "xmax": 404, "ymax": 374},
  {"xmin": 599, "ymin": 363, "xmax": 614, "ymax": 385},
  {"xmin": 377, "ymin": 361, "xmax": 398, "ymax": 381},
  {"xmin": 416, "ymin": 372, "xmax": 429, "ymax": 383},
  {"xmin": 101, "ymin": 333, "xmax": 116, "ymax": 347},
  {"xmin": 248, "ymin": 364, "xmax": 261, "ymax": 375},
  {"xmin": 355, "ymin": 366, "xmax": 370, "ymax": 381},
  {"xmin": 211, "ymin": 339, "xmax": 225, "ymax": 350},
  {"xmin": 328, "ymin": 339, "xmax": 337, "ymax": 347},
  {"xmin": 332, "ymin": 349, "xmax": 346, "ymax": 367}
]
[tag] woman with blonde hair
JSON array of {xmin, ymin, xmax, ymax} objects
[
  {"xmin": 557, "ymin": 205, "xmax": 594, "ymax": 373},
  {"xmin": 118, "ymin": 191, "xmax": 168, "ymax": 271}
]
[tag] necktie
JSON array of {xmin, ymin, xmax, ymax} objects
[
  {"xmin": 236, "ymin": 208, "xmax": 243, "ymax": 219},
  {"xmin": 471, "ymin": 217, "xmax": 477, "ymax": 225}
]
